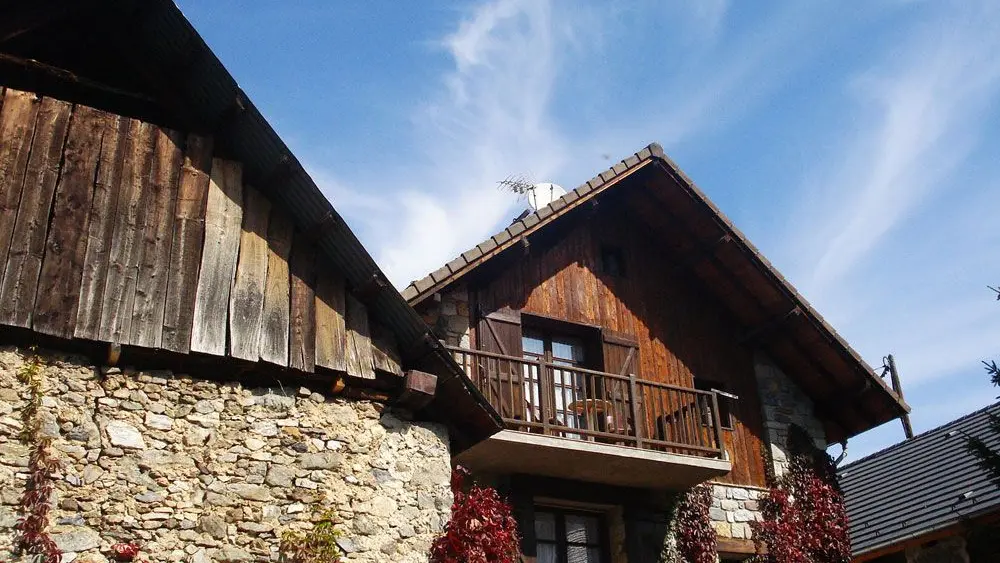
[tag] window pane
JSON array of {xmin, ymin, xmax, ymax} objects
[
  {"xmin": 535, "ymin": 512, "xmax": 556, "ymax": 541},
  {"xmin": 565, "ymin": 514, "xmax": 600, "ymax": 544},
  {"xmin": 552, "ymin": 336, "xmax": 585, "ymax": 363},
  {"xmin": 523, "ymin": 333, "xmax": 545, "ymax": 356},
  {"xmin": 537, "ymin": 542, "xmax": 559, "ymax": 563},
  {"xmin": 567, "ymin": 545, "xmax": 602, "ymax": 563}
]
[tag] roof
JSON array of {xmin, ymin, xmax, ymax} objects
[
  {"xmin": 0, "ymin": 0, "xmax": 502, "ymax": 450},
  {"xmin": 403, "ymin": 143, "xmax": 910, "ymax": 442},
  {"xmin": 839, "ymin": 402, "xmax": 1000, "ymax": 556}
]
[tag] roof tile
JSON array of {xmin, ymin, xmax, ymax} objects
[
  {"xmin": 535, "ymin": 206, "xmax": 553, "ymax": 220},
  {"xmin": 522, "ymin": 213, "xmax": 541, "ymax": 229},
  {"xmin": 461, "ymin": 246, "xmax": 483, "ymax": 263},
  {"xmin": 429, "ymin": 265, "xmax": 452, "ymax": 283},
  {"xmin": 507, "ymin": 221, "xmax": 526, "ymax": 237},
  {"xmin": 636, "ymin": 147, "xmax": 652, "ymax": 160},
  {"xmin": 477, "ymin": 238, "xmax": 498, "ymax": 254},
  {"xmin": 446, "ymin": 256, "xmax": 466, "ymax": 274},
  {"xmin": 612, "ymin": 162, "xmax": 627, "ymax": 175}
]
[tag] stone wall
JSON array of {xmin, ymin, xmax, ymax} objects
[
  {"xmin": 707, "ymin": 483, "xmax": 764, "ymax": 541},
  {"xmin": 417, "ymin": 285, "xmax": 471, "ymax": 348},
  {"xmin": 753, "ymin": 351, "xmax": 827, "ymax": 478},
  {"xmin": 0, "ymin": 346, "xmax": 453, "ymax": 563}
]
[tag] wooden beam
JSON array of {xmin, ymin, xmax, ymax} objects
[
  {"xmin": 395, "ymin": 370, "xmax": 438, "ymax": 411},
  {"xmin": 739, "ymin": 307, "xmax": 802, "ymax": 345},
  {"xmin": 0, "ymin": 1, "xmax": 85, "ymax": 44}
]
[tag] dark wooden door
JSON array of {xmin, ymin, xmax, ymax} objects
[
  {"xmin": 601, "ymin": 330, "xmax": 639, "ymax": 438},
  {"xmin": 476, "ymin": 308, "xmax": 525, "ymax": 420}
]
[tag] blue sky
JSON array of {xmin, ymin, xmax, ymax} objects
[{"xmin": 176, "ymin": 1, "xmax": 1000, "ymax": 460}]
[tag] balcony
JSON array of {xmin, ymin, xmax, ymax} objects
[{"xmin": 448, "ymin": 346, "xmax": 732, "ymax": 489}]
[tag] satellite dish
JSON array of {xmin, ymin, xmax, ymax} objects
[{"xmin": 527, "ymin": 182, "xmax": 566, "ymax": 211}]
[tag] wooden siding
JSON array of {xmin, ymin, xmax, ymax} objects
[
  {"xmin": 468, "ymin": 202, "xmax": 768, "ymax": 487},
  {"xmin": 0, "ymin": 87, "xmax": 401, "ymax": 378}
]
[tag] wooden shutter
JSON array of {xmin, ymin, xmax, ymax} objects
[
  {"xmin": 476, "ymin": 308, "xmax": 524, "ymax": 420},
  {"xmin": 602, "ymin": 330, "xmax": 640, "ymax": 438}
]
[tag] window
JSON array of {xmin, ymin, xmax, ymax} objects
[
  {"xmin": 523, "ymin": 329, "xmax": 588, "ymax": 432},
  {"xmin": 693, "ymin": 378, "xmax": 734, "ymax": 430},
  {"xmin": 599, "ymin": 246, "xmax": 626, "ymax": 277},
  {"xmin": 535, "ymin": 508, "xmax": 607, "ymax": 563}
]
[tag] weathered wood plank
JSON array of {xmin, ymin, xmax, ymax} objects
[
  {"xmin": 314, "ymin": 266, "xmax": 347, "ymax": 372},
  {"xmin": 33, "ymin": 105, "xmax": 109, "ymax": 338},
  {"xmin": 97, "ymin": 119, "xmax": 157, "ymax": 344},
  {"xmin": 0, "ymin": 90, "xmax": 39, "ymax": 275},
  {"xmin": 0, "ymin": 97, "xmax": 71, "ymax": 327},
  {"xmin": 371, "ymin": 322, "xmax": 403, "ymax": 376},
  {"xmin": 258, "ymin": 209, "xmax": 293, "ymax": 365},
  {"xmin": 161, "ymin": 134, "xmax": 213, "ymax": 353},
  {"xmin": 345, "ymin": 293, "xmax": 376, "ymax": 380},
  {"xmin": 130, "ymin": 126, "xmax": 184, "ymax": 348},
  {"xmin": 74, "ymin": 115, "xmax": 129, "ymax": 340},
  {"xmin": 288, "ymin": 235, "xmax": 316, "ymax": 372},
  {"xmin": 229, "ymin": 185, "xmax": 271, "ymax": 361},
  {"xmin": 190, "ymin": 158, "xmax": 244, "ymax": 355}
]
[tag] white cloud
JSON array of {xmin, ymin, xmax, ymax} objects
[{"xmin": 792, "ymin": 1, "xmax": 1000, "ymax": 295}]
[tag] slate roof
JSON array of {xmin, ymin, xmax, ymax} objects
[{"xmin": 839, "ymin": 402, "xmax": 1000, "ymax": 556}]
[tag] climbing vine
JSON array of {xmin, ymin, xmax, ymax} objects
[
  {"xmin": 12, "ymin": 348, "xmax": 62, "ymax": 563},
  {"xmin": 675, "ymin": 484, "xmax": 717, "ymax": 563},
  {"xmin": 430, "ymin": 466, "xmax": 521, "ymax": 563},
  {"xmin": 279, "ymin": 509, "xmax": 343, "ymax": 563},
  {"xmin": 751, "ymin": 426, "xmax": 850, "ymax": 563}
]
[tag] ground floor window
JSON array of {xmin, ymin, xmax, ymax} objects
[{"xmin": 535, "ymin": 507, "xmax": 607, "ymax": 563}]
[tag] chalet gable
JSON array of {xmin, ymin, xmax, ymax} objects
[{"xmin": 404, "ymin": 143, "xmax": 910, "ymax": 443}]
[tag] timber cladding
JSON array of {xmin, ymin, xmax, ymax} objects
[
  {"xmin": 0, "ymin": 87, "xmax": 400, "ymax": 380},
  {"xmin": 465, "ymin": 196, "xmax": 768, "ymax": 487}
]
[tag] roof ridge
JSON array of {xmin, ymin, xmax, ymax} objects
[
  {"xmin": 839, "ymin": 400, "xmax": 1000, "ymax": 471},
  {"xmin": 401, "ymin": 142, "xmax": 664, "ymax": 302}
]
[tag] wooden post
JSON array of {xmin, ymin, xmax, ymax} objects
[
  {"xmin": 628, "ymin": 373, "xmax": 644, "ymax": 449},
  {"xmin": 539, "ymin": 356, "xmax": 552, "ymax": 436},
  {"xmin": 887, "ymin": 354, "xmax": 914, "ymax": 439},
  {"xmin": 710, "ymin": 392, "xmax": 724, "ymax": 457}
]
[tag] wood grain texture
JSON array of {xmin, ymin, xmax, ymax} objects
[
  {"xmin": 460, "ymin": 200, "xmax": 768, "ymax": 486},
  {"xmin": 371, "ymin": 322, "xmax": 403, "ymax": 376},
  {"xmin": 0, "ymin": 90, "xmax": 39, "ymax": 275},
  {"xmin": 190, "ymin": 158, "xmax": 243, "ymax": 355},
  {"xmin": 314, "ymin": 265, "xmax": 347, "ymax": 372},
  {"xmin": 345, "ymin": 292, "xmax": 376, "ymax": 380},
  {"xmin": 130, "ymin": 126, "xmax": 184, "ymax": 348},
  {"xmin": 229, "ymin": 185, "xmax": 271, "ymax": 361},
  {"xmin": 75, "ymin": 115, "xmax": 129, "ymax": 340},
  {"xmin": 258, "ymin": 208, "xmax": 293, "ymax": 365},
  {"xmin": 33, "ymin": 105, "xmax": 109, "ymax": 338},
  {"xmin": 0, "ymin": 96, "xmax": 71, "ymax": 327},
  {"xmin": 288, "ymin": 235, "xmax": 316, "ymax": 372},
  {"xmin": 161, "ymin": 134, "xmax": 213, "ymax": 353},
  {"xmin": 97, "ymin": 119, "xmax": 157, "ymax": 344}
]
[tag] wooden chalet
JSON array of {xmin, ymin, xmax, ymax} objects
[
  {"xmin": 0, "ymin": 0, "xmax": 501, "ymax": 450},
  {"xmin": 406, "ymin": 144, "xmax": 911, "ymax": 560}
]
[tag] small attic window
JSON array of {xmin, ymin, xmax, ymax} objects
[{"xmin": 600, "ymin": 246, "xmax": 626, "ymax": 277}]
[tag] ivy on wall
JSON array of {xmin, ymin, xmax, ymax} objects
[
  {"xmin": 279, "ymin": 508, "xmax": 343, "ymax": 563},
  {"xmin": 12, "ymin": 349, "xmax": 62, "ymax": 563},
  {"xmin": 674, "ymin": 484, "xmax": 718, "ymax": 563},
  {"xmin": 751, "ymin": 425, "xmax": 850, "ymax": 563},
  {"xmin": 430, "ymin": 466, "xmax": 521, "ymax": 563}
]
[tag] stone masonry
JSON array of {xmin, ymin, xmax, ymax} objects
[
  {"xmin": 753, "ymin": 351, "xmax": 827, "ymax": 478},
  {"xmin": 0, "ymin": 345, "xmax": 453, "ymax": 563},
  {"xmin": 708, "ymin": 351, "xmax": 827, "ymax": 541},
  {"xmin": 707, "ymin": 483, "xmax": 765, "ymax": 541},
  {"xmin": 418, "ymin": 285, "xmax": 471, "ymax": 348}
]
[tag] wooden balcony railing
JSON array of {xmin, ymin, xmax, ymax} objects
[{"xmin": 447, "ymin": 346, "xmax": 726, "ymax": 458}]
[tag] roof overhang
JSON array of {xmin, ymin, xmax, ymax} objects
[
  {"xmin": 404, "ymin": 144, "xmax": 909, "ymax": 442},
  {"xmin": 0, "ymin": 0, "xmax": 503, "ymax": 451}
]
